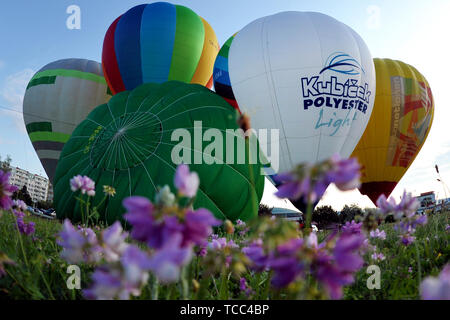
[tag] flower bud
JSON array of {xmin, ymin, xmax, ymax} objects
[
  {"xmin": 155, "ymin": 185, "xmax": 175, "ymax": 206},
  {"xmin": 192, "ymin": 279, "xmax": 200, "ymax": 292},
  {"xmin": 224, "ymin": 220, "xmax": 235, "ymax": 235}
]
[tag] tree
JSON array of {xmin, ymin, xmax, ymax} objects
[
  {"xmin": 258, "ymin": 204, "xmax": 273, "ymax": 217},
  {"xmin": 12, "ymin": 185, "xmax": 33, "ymax": 206},
  {"xmin": 0, "ymin": 154, "xmax": 12, "ymax": 172},
  {"xmin": 340, "ymin": 204, "xmax": 363, "ymax": 224},
  {"xmin": 37, "ymin": 200, "xmax": 53, "ymax": 210},
  {"xmin": 312, "ymin": 205, "xmax": 339, "ymax": 229}
]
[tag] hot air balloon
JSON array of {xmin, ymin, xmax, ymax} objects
[
  {"xmin": 212, "ymin": 12, "xmax": 376, "ymax": 211},
  {"xmin": 23, "ymin": 59, "xmax": 111, "ymax": 182},
  {"xmin": 213, "ymin": 33, "xmax": 239, "ymax": 111},
  {"xmin": 102, "ymin": 2, "xmax": 219, "ymax": 95},
  {"xmin": 351, "ymin": 58, "xmax": 434, "ymax": 203},
  {"xmin": 54, "ymin": 81, "xmax": 265, "ymax": 224}
]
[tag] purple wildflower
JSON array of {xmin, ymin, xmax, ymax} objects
[
  {"xmin": 174, "ymin": 164, "xmax": 199, "ymax": 198},
  {"xmin": 242, "ymin": 239, "xmax": 269, "ymax": 272},
  {"xmin": 400, "ymin": 234, "xmax": 415, "ymax": 246},
  {"xmin": 239, "ymin": 277, "xmax": 254, "ymax": 296},
  {"xmin": 84, "ymin": 245, "xmax": 152, "ymax": 300},
  {"xmin": 333, "ymin": 233, "xmax": 365, "ymax": 273},
  {"xmin": 124, "ymin": 196, "xmax": 220, "ymax": 250},
  {"xmin": 16, "ymin": 218, "xmax": 35, "ymax": 236},
  {"xmin": 420, "ymin": 264, "xmax": 450, "ymax": 300},
  {"xmin": 101, "ymin": 221, "xmax": 129, "ymax": 262},
  {"xmin": 123, "ymin": 196, "xmax": 166, "ymax": 249},
  {"xmin": 267, "ymin": 238, "xmax": 304, "ymax": 288},
  {"xmin": 376, "ymin": 190, "xmax": 419, "ymax": 219},
  {"xmin": 275, "ymin": 172, "xmax": 311, "ymax": 200},
  {"xmin": 275, "ymin": 154, "xmax": 360, "ymax": 202},
  {"xmin": 0, "ymin": 170, "xmax": 18, "ymax": 210},
  {"xmin": 341, "ymin": 220, "xmax": 363, "ymax": 235},
  {"xmin": 70, "ymin": 175, "xmax": 96, "ymax": 196},
  {"xmin": 13, "ymin": 209, "xmax": 25, "ymax": 219},
  {"xmin": 371, "ymin": 252, "xmax": 385, "ymax": 261},
  {"xmin": 370, "ymin": 229, "xmax": 386, "ymax": 240},
  {"xmin": 182, "ymin": 208, "xmax": 221, "ymax": 246},
  {"xmin": 327, "ymin": 154, "xmax": 361, "ymax": 191},
  {"xmin": 312, "ymin": 233, "xmax": 365, "ymax": 299},
  {"xmin": 236, "ymin": 219, "xmax": 250, "ymax": 237},
  {"xmin": 147, "ymin": 234, "xmax": 193, "ymax": 283},
  {"xmin": 12, "ymin": 199, "xmax": 27, "ymax": 212},
  {"xmin": 196, "ymin": 241, "xmax": 208, "ymax": 257},
  {"xmin": 57, "ymin": 219, "xmax": 101, "ymax": 264},
  {"xmin": 83, "ymin": 266, "xmax": 123, "ymax": 300},
  {"xmin": 120, "ymin": 245, "xmax": 152, "ymax": 293},
  {"xmin": 209, "ymin": 237, "xmax": 238, "ymax": 251}
]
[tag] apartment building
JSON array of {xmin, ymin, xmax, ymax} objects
[{"xmin": 9, "ymin": 167, "xmax": 51, "ymax": 203}]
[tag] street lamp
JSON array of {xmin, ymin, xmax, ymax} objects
[{"xmin": 435, "ymin": 165, "xmax": 450, "ymax": 211}]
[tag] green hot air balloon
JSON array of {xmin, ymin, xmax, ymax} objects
[
  {"xmin": 54, "ymin": 81, "xmax": 264, "ymax": 224},
  {"xmin": 23, "ymin": 58, "xmax": 112, "ymax": 182}
]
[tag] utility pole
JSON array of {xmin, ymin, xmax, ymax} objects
[{"xmin": 435, "ymin": 164, "xmax": 450, "ymax": 211}]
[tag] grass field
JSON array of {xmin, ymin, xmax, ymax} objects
[{"xmin": 0, "ymin": 208, "xmax": 448, "ymax": 300}]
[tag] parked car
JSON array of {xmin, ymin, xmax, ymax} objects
[
  {"xmin": 43, "ymin": 209, "xmax": 56, "ymax": 217},
  {"xmin": 26, "ymin": 206, "xmax": 55, "ymax": 220}
]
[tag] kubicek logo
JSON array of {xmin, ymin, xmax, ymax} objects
[{"xmin": 301, "ymin": 52, "xmax": 372, "ymax": 115}]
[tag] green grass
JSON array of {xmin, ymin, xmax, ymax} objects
[
  {"xmin": 0, "ymin": 209, "xmax": 448, "ymax": 300},
  {"xmin": 345, "ymin": 211, "xmax": 449, "ymax": 299}
]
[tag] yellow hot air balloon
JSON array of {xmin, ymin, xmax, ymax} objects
[{"xmin": 351, "ymin": 58, "xmax": 434, "ymax": 203}]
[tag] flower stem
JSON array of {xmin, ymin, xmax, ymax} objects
[
  {"xmin": 180, "ymin": 266, "xmax": 189, "ymax": 300},
  {"xmin": 13, "ymin": 212, "xmax": 29, "ymax": 268},
  {"xmin": 151, "ymin": 276, "xmax": 159, "ymax": 300},
  {"xmin": 218, "ymin": 271, "xmax": 229, "ymax": 300},
  {"xmin": 414, "ymin": 242, "xmax": 422, "ymax": 286},
  {"xmin": 37, "ymin": 263, "xmax": 55, "ymax": 300},
  {"xmin": 305, "ymin": 199, "xmax": 313, "ymax": 234}
]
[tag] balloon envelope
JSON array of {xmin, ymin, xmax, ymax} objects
[
  {"xmin": 213, "ymin": 34, "xmax": 239, "ymax": 111},
  {"xmin": 351, "ymin": 58, "xmax": 434, "ymax": 203},
  {"xmin": 102, "ymin": 2, "xmax": 219, "ymax": 94},
  {"xmin": 54, "ymin": 81, "xmax": 264, "ymax": 224},
  {"xmin": 23, "ymin": 58, "xmax": 111, "ymax": 182},
  {"xmin": 214, "ymin": 11, "xmax": 376, "ymax": 176}
]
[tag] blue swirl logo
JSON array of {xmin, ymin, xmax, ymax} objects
[{"xmin": 319, "ymin": 52, "xmax": 365, "ymax": 76}]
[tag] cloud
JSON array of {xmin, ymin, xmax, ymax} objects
[{"xmin": 0, "ymin": 68, "xmax": 35, "ymax": 133}]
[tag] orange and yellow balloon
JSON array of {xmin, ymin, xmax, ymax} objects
[{"xmin": 351, "ymin": 58, "xmax": 434, "ymax": 203}]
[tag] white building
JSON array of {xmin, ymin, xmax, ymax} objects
[
  {"xmin": 415, "ymin": 191, "xmax": 436, "ymax": 214},
  {"xmin": 9, "ymin": 167, "xmax": 52, "ymax": 203}
]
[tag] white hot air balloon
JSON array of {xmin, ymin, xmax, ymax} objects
[{"xmin": 219, "ymin": 11, "xmax": 376, "ymax": 176}]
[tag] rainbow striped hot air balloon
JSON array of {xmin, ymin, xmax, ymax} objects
[
  {"xmin": 23, "ymin": 59, "xmax": 111, "ymax": 182},
  {"xmin": 102, "ymin": 2, "xmax": 219, "ymax": 95},
  {"xmin": 213, "ymin": 34, "xmax": 239, "ymax": 111}
]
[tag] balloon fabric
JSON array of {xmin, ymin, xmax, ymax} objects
[
  {"xmin": 23, "ymin": 58, "xmax": 111, "ymax": 182},
  {"xmin": 54, "ymin": 81, "xmax": 264, "ymax": 225}
]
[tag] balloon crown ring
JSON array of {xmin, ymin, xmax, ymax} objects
[{"xmin": 89, "ymin": 112, "xmax": 163, "ymax": 171}]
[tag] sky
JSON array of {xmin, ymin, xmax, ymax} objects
[{"xmin": 0, "ymin": 0, "xmax": 449, "ymax": 211}]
